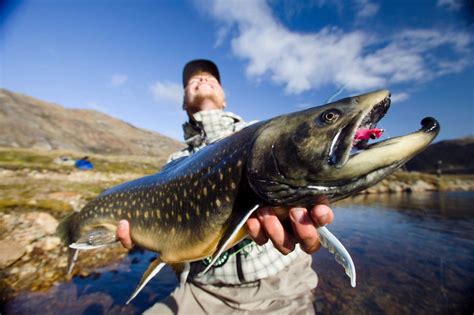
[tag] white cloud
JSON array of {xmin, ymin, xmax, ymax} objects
[
  {"xmin": 207, "ymin": 0, "xmax": 472, "ymax": 94},
  {"xmin": 354, "ymin": 0, "xmax": 379, "ymax": 19},
  {"xmin": 150, "ymin": 80, "xmax": 183, "ymax": 106},
  {"xmin": 214, "ymin": 26, "xmax": 230, "ymax": 48},
  {"xmin": 110, "ymin": 74, "xmax": 128, "ymax": 87},
  {"xmin": 390, "ymin": 92, "xmax": 410, "ymax": 103},
  {"xmin": 437, "ymin": 0, "xmax": 463, "ymax": 11}
]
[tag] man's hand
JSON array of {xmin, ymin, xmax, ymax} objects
[
  {"xmin": 116, "ymin": 204, "xmax": 334, "ymax": 255},
  {"xmin": 116, "ymin": 220, "xmax": 133, "ymax": 249},
  {"xmin": 246, "ymin": 204, "xmax": 334, "ymax": 255}
]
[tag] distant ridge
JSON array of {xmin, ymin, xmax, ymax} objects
[
  {"xmin": 0, "ymin": 88, "xmax": 184, "ymax": 157},
  {"xmin": 405, "ymin": 136, "xmax": 474, "ymax": 174},
  {"xmin": 1, "ymin": 88, "xmax": 472, "ymax": 173}
]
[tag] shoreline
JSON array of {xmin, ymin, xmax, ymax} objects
[{"xmin": 1, "ymin": 155, "xmax": 472, "ymax": 301}]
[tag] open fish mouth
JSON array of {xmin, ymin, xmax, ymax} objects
[
  {"xmin": 247, "ymin": 88, "xmax": 439, "ymax": 203},
  {"xmin": 328, "ymin": 89, "xmax": 439, "ymax": 176},
  {"xmin": 327, "ymin": 90, "xmax": 440, "ymax": 180},
  {"xmin": 362, "ymin": 116, "xmax": 439, "ymax": 151},
  {"xmin": 352, "ymin": 96, "xmax": 391, "ymax": 149},
  {"xmin": 329, "ymin": 92, "xmax": 391, "ymax": 167}
]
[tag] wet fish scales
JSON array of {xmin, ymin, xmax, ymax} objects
[
  {"xmin": 57, "ymin": 89, "xmax": 440, "ymax": 303},
  {"xmin": 59, "ymin": 125, "xmax": 257, "ymax": 263}
]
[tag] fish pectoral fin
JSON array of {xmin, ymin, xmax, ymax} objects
[
  {"xmin": 126, "ymin": 256, "xmax": 166, "ymax": 304},
  {"xmin": 69, "ymin": 227, "xmax": 118, "ymax": 250},
  {"xmin": 318, "ymin": 226, "xmax": 357, "ymax": 288},
  {"xmin": 201, "ymin": 204, "xmax": 260, "ymax": 275}
]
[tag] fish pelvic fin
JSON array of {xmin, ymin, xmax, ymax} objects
[
  {"xmin": 67, "ymin": 248, "xmax": 79, "ymax": 275},
  {"xmin": 201, "ymin": 204, "xmax": 260, "ymax": 275},
  {"xmin": 127, "ymin": 256, "xmax": 166, "ymax": 304},
  {"xmin": 318, "ymin": 226, "xmax": 357, "ymax": 288}
]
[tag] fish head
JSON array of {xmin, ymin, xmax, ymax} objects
[{"xmin": 247, "ymin": 89, "xmax": 440, "ymax": 205}]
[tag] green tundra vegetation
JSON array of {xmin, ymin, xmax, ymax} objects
[
  {"xmin": 0, "ymin": 147, "xmax": 167, "ymax": 173},
  {"xmin": 0, "ymin": 147, "xmax": 167, "ymax": 218}
]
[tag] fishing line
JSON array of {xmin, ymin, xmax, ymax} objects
[{"xmin": 325, "ymin": 85, "xmax": 346, "ymax": 104}]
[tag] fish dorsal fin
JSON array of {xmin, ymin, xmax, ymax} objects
[
  {"xmin": 318, "ymin": 226, "xmax": 357, "ymax": 287},
  {"xmin": 69, "ymin": 226, "xmax": 118, "ymax": 250},
  {"xmin": 201, "ymin": 204, "xmax": 260, "ymax": 275},
  {"xmin": 126, "ymin": 256, "xmax": 166, "ymax": 304}
]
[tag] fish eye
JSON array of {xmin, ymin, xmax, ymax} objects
[{"xmin": 321, "ymin": 110, "xmax": 340, "ymax": 124}]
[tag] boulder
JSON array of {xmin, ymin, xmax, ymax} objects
[
  {"xmin": 37, "ymin": 236, "xmax": 61, "ymax": 251},
  {"xmin": 25, "ymin": 212, "xmax": 58, "ymax": 235},
  {"xmin": 0, "ymin": 239, "xmax": 26, "ymax": 268},
  {"xmin": 410, "ymin": 180, "xmax": 436, "ymax": 192}
]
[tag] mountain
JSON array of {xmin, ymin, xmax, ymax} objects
[
  {"xmin": 405, "ymin": 136, "xmax": 474, "ymax": 174},
  {"xmin": 0, "ymin": 88, "xmax": 184, "ymax": 157}
]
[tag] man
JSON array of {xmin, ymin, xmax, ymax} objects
[{"xmin": 117, "ymin": 59, "xmax": 334, "ymax": 314}]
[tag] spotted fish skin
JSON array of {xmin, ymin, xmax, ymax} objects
[
  {"xmin": 58, "ymin": 89, "xmax": 439, "ymax": 302},
  {"xmin": 58, "ymin": 123, "xmax": 261, "ymax": 263}
]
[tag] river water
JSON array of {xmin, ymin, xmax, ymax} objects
[{"xmin": 2, "ymin": 192, "xmax": 473, "ymax": 314}]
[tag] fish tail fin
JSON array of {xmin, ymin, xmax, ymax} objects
[
  {"xmin": 57, "ymin": 212, "xmax": 81, "ymax": 275},
  {"xmin": 68, "ymin": 225, "xmax": 118, "ymax": 250},
  {"xmin": 57, "ymin": 211, "xmax": 81, "ymax": 246},
  {"xmin": 58, "ymin": 212, "xmax": 118, "ymax": 275},
  {"xmin": 127, "ymin": 256, "xmax": 166, "ymax": 304}
]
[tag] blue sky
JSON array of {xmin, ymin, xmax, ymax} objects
[{"xmin": 1, "ymin": 0, "xmax": 473, "ymax": 142}]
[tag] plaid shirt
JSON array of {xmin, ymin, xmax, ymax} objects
[{"xmin": 168, "ymin": 109, "xmax": 308, "ymax": 285}]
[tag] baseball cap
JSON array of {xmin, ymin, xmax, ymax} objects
[{"xmin": 182, "ymin": 59, "xmax": 221, "ymax": 87}]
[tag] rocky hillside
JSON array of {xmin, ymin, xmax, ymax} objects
[
  {"xmin": 405, "ymin": 136, "xmax": 474, "ymax": 174},
  {"xmin": 0, "ymin": 89, "xmax": 184, "ymax": 157}
]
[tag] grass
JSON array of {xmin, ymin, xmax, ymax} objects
[
  {"xmin": 0, "ymin": 147, "xmax": 168, "ymax": 218},
  {"xmin": 0, "ymin": 199, "xmax": 73, "ymax": 217},
  {"xmin": 0, "ymin": 147, "xmax": 167, "ymax": 174}
]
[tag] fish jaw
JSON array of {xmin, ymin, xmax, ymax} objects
[
  {"xmin": 316, "ymin": 117, "xmax": 440, "ymax": 202},
  {"xmin": 246, "ymin": 89, "xmax": 440, "ymax": 205},
  {"xmin": 328, "ymin": 117, "xmax": 439, "ymax": 181},
  {"xmin": 328, "ymin": 89, "xmax": 390, "ymax": 168}
]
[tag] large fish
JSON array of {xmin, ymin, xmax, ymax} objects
[{"xmin": 57, "ymin": 89, "xmax": 440, "ymax": 303}]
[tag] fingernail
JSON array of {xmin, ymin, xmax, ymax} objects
[
  {"xmin": 315, "ymin": 207, "xmax": 329, "ymax": 222},
  {"xmin": 118, "ymin": 221, "xmax": 125, "ymax": 230},
  {"xmin": 291, "ymin": 209, "xmax": 305, "ymax": 223}
]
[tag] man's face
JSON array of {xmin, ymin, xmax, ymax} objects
[{"xmin": 183, "ymin": 72, "xmax": 226, "ymax": 114}]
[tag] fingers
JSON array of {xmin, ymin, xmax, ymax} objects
[
  {"xmin": 309, "ymin": 204, "xmax": 334, "ymax": 227},
  {"xmin": 289, "ymin": 205, "xmax": 334, "ymax": 254},
  {"xmin": 246, "ymin": 215, "xmax": 268, "ymax": 246},
  {"xmin": 289, "ymin": 207, "xmax": 321, "ymax": 254},
  {"xmin": 245, "ymin": 204, "xmax": 335, "ymax": 255},
  {"xmin": 116, "ymin": 220, "xmax": 134, "ymax": 249},
  {"xmin": 257, "ymin": 207, "xmax": 295, "ymax": 255}
]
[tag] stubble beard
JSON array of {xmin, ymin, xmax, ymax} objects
[{"xmin": 186, "ymin": 93, "xmax": 225, "ymax": 112}]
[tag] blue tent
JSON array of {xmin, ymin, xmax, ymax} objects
[{"xmin": 75, "ymin": 157, "xmax": 94, "ymax": 170}]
